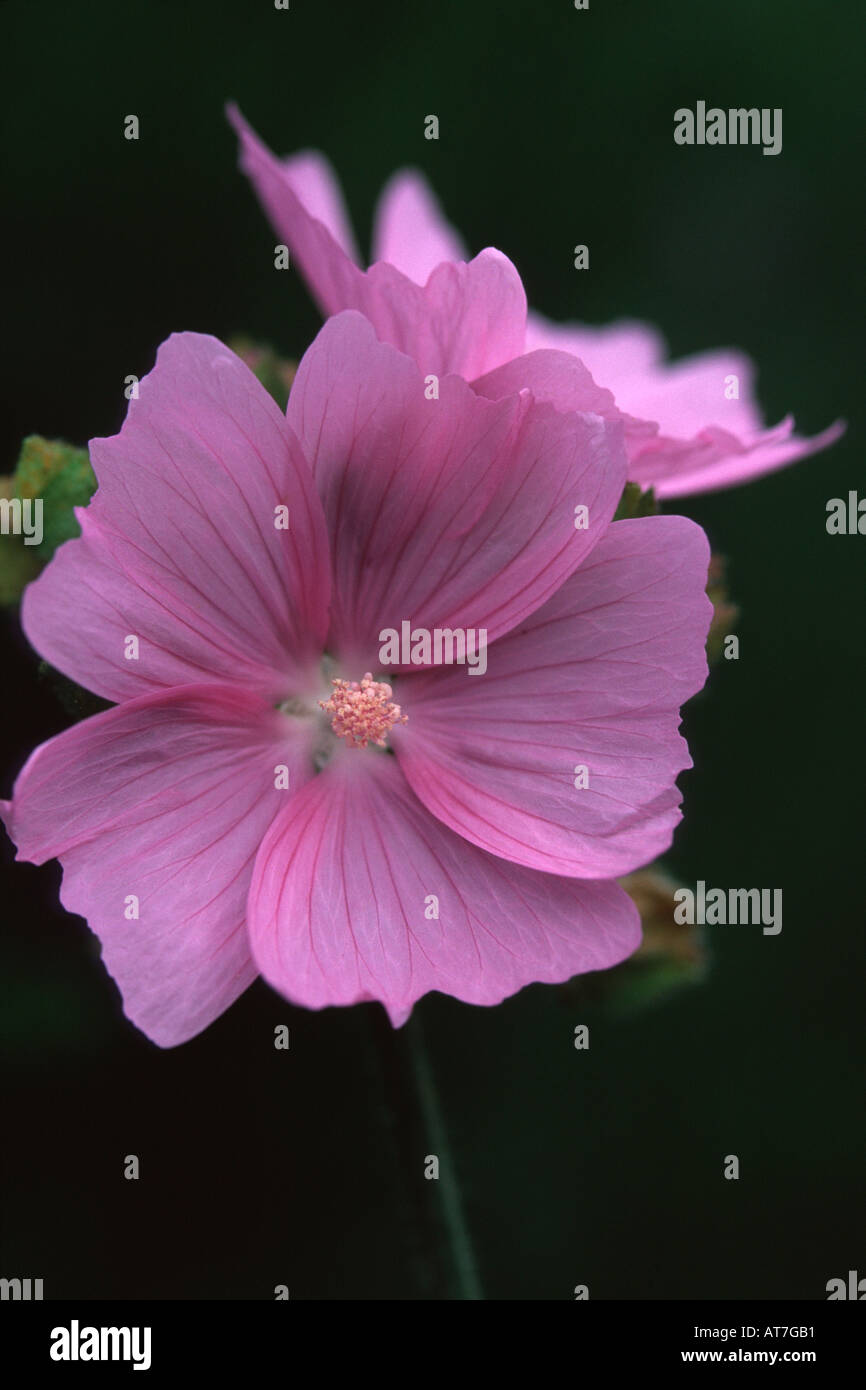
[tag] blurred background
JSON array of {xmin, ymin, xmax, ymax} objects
[{"xmin": 1, "ymin": 0, "xmax": 863, "ymax": 1299}]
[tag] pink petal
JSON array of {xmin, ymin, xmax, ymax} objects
[
  {"xmin": 525, "ymin": 312, "xmax": 667, "ymax": 381},
  {"xmin": 1, "ymin": 685, "xmax": 316, "ymax": 1047},
  {"xmin": 228, "ymin": 105, "xmax": 526, "ymax": 378},
  {"xmin": 474, "ymin": 347, "xmax": 660, "ymax": 449},
  {"xmin": 287, "ymin": 312, "xmax": 627, "ymax": 664},
  {"xmin": 247, "ymin": 750, "xmax": 640, "ymax": 1023},
  {"xmin": 280, "ymin": 149, "xmax": 361, "ymax": 263},
  {"xmin": 527, "ymin": 313, "xmax": 843, "ymax": 496},
  {"xmin": 393, "ymin": 515, "xmax": 711, "ymax": 878},
  {"xmin": 372, "ymin": 169, "xmax": 468, "ymax": 285},
  {"xmin": 642, "ymin": 418, "xmax": 847, "ymax": 500},
  {"xmin": 620, "ymin": 348, "xmax": 763, "ymax": 440},
  {"xmin": 22, "ymin": 332, "xmax": 331, "ymax": 704}
]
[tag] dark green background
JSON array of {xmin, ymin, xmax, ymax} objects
[{"xmin": 1, "ymin": 0, "xmax": 863, "ymax": 1299}]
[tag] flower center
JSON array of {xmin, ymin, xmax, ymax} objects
[{"xmin": 319, "ymin": 672, "xmax": 408, "ymax": 750}]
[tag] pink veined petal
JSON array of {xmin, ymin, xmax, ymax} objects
[
  {"xmin": 356, "ymin": 246, "xmax": 526, "ymax": 379},
  {"xmin": 526, "ymin": 313, "xmax": 844, "ymax": 495},
  {"xmin": 372, "ymin": 169, "xmax": 468, "ymax": 285},
  {"xmin": 228, "ymin": 103, "xmax": 356, "ymax": 318},
  {"xmin": 392, "ymin": 515, "xmax": 712, "ymax": 878},
  {"xmin": 0, "ymin": 685, "xmax": 317, "ymax": 1048},
  {"xmin": 247, "ymin": 750, "xmax": 641, "ymax": 1024},
  {"xmin": 22, "ymin": 332, "xmax": 331, "ymax": 705},
  {"xmin": 287, "ymin": 312, "xmax": 627, "ymax": 666},
  {"xmin": 474, "ymin": 347, "xmax": 660, "ymax": 449},
  {"xmin": 228, "ymin": 105, "xmax": 526, "ymax": 378},
  {"xmin": 281, "ymin": 149, "xmax": 361, "ymax": 263}
]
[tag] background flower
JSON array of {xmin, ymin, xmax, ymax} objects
[{"xmin": 228, "ymin": 105, "xmax": 842, "ymax": 499}]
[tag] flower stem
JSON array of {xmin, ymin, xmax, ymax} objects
[{"xmin": 406, "ymin": 1012, "xmax": 483, "ymax": 1300}]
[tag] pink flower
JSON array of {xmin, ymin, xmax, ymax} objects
[
  {"xmin": 1, "ymin": 311, "xmax": 711, "ymax": 1046},
  {"xmin": 228, "ymin": 105, "xmax": 843, "ymax": 499}
]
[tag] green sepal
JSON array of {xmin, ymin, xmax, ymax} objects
[
  {"xmin": 613, "ymin": 481, "xmax": 658, "ymax": 520},
  {"xmin": 229, "ymin": 336, "xmax": 297, "ymax": 412},
  {"xmin": 13, "ymin": 435, "xmax": 96, "ymax": 560},
  {"xmin": 558, "ymin": 865, "xmax": 704, "ymax": 1015},
  {"xmin": 706, "ymin": 553, "xmax": 739, "ymax": 664},
  {"xmin": 0, "ymin": 476, "xmax": 41, "ymax": 605},
  {"xmin": 37, "ymin": 661, "xmax": 112, "ymax": 722}
]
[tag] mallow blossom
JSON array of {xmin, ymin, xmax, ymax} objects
[
  {"xmin": 1, "ymin": 311, "xmax": 711, "ymax": 1046},
  {"xmin": 228, "ymin": 105, "xmax": 843, "ymax": 499}
]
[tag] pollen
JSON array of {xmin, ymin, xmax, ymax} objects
[{"xmin": 319, "ymin": 672, "xmax": 408, "ymax": 749}]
